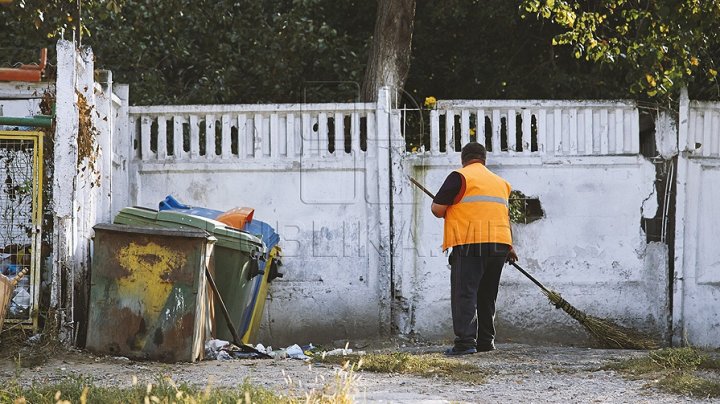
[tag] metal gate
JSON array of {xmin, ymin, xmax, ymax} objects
[{"xmin": 0, "ymin": 131, "xmax": 43, "ymax": 329}]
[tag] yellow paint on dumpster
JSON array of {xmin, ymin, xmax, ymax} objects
[{"xmin": 116, "ymin": 242, "xmax": 187, "ymax": 319}]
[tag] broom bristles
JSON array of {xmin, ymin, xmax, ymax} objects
[{"xmin": 542, "ymin": 289, "xmax": 658, "ymax": 350}]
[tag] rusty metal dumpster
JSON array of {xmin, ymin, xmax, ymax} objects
[{"xmin": 86, "ymin": 224, "xmax": 215, "ymax": 363}]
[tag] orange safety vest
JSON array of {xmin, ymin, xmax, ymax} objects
[{"xmin": 443, "ymin": 163, "xmax": 512, "ymax": 250}]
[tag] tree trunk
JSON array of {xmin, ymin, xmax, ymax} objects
[{"xmin": 361, "ymin": 0, "xmax": 416, "ymax": 101}]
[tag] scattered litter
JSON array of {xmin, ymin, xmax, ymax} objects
[
  {"xmin": 286, "ymin": 344, "xmax": 309, "ymax": 360},
  {"xmin": 204, "ymin": 340, "xmax": 319, "ymax": 361},
  {"xmin": 217, "ymin": 351, "xmax": 233, "ymax": 361},
  {"xmin": 204, "ymin": 339, "xmax": 231, "ymax": 360},
  {"xmin": 272, "ymin": 349, "xmax": 288, "ymax": 360},
  {"xmin": 27, "ymin": 334, "xmax": 42, "ymax": 345},
  {"xmin": 323, "ymin": 348, "xmax": 354, "ymax": 356},
  {"xmin": 206, "ymin": 339, "xmax": 230, "ymax": 352}
]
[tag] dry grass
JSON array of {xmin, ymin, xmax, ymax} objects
[
  {"xmin": 604, "ymin": 347, "xmax": 720, "ymax": 398},
  {"xmin": 1, "ymin": 367, "xmax": 358, "ymax": 404},
  {"xmin": 0, "ymin": 310, "xmax": 62, "ymax": 367},
  {"xmin": 314, "ymin": 352, "xmax": 486, "ymax": 385}
]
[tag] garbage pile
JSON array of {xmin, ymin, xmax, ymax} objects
[{"xmin": 204, "ymin": 339, "xmax": 358, "ymax": 361}]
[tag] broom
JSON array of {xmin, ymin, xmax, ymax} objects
[{"xmin": 408, "ymin": 176, "xmax": 659, "ymax": 350}]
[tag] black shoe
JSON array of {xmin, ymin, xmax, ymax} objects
[
  {"xmin": 444, "ymin": 347, "xmax": 477, "ymax": 356},
  {"xmin": 476, "ymin": 344, "xmax": 496, "ymax": 352}
]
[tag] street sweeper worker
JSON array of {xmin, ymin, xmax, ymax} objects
[{"xmin": 431, "ymin": 141, "xmax": 518, "ymax": 356}]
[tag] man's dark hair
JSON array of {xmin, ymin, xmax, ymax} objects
[{"xmin": 461, "ymin": 142, "xmax": 487, "ymax": 164}]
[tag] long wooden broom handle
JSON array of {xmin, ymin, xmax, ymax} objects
[
  {"xmin": 408, "ymin": 176, "xmax": 436, "ymax": 199},
  {"xmin": 510, "ymin": 262, "xmax": 554, "ymax": 296},
  {"xmin": 204, "ymin": 268, "xmax": 271, "ymax": 358}
]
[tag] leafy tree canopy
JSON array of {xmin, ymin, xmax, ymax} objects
[
  {"xmin": 2, "ymin": 0, "xmax": 719, "ymax": 104},
  {"xmin": 521, "ymin": 0, "xmax": 720, "ymax": 101}
]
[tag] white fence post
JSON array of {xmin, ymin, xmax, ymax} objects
[
  {"xmin": 370, "ymin": 86, "xmax": 393, "ymax": 335},
  {"xmin": 51, "ymin": 40, "xmax": 79, "ymax": 344},
  {"xmin": 94, "ymin": 70, "xmax": 114, "ymax": 223},
  {"xmin": 112, "ymin": 84, "xmax": 130, "ymax": 217},
  {"xmin": 673, "ymin": 87, "xmax": 690, "ymax": 346}
]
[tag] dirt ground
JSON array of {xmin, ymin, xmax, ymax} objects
[{"xmin": 0, "ymin": 342, "xmax": 715, "ymax": 403}]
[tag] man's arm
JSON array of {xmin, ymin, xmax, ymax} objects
[
  {"xmin": 506, "ymin": 182, "xmax": 518, "ymax": 263},
  {"xmin": 431, "ymin": 172, "xmax": 464, "ymax": 218},
  {"xmin": 431, "ymin": 202, "xmax": 448, "ymax": 218}
]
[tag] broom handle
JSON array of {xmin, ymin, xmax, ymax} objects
[
  {"xmin": 510, "ymin": 262, "xmax": 554, "ymax": 296},
  {"xmin": 408, "ymin": 176, "xmax": 436, "ymax": 199},
  {"xmin": 204, "ymin": 268, "xmax": 271, "ymax": 358},
  {"xmin": 409, "ymin": 177, "xmax": 553, "ymax": 296}
]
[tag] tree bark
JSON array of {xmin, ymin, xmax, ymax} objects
[{"xmin": 361, "ymin": 0, "xmax": 416, "ymax": 101}]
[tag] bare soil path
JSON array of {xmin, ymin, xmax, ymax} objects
[{"xmin": 1, "ymin": 343, "xmax": 715, "ymax": 403}]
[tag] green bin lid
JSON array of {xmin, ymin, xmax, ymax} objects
[
  {"xmin": 113, "ymin": 207, "xmax": 263, "ymax": 252},
  {"xmin": 114, "ymin": 207, "xmax": 159, "ymax": 226},
  {"xmin": 119, "ymin": 206, "xmax": 159, "ymax": 220}
]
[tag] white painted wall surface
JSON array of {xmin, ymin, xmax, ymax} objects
[
  {"xmin": 0, "ymin": 82, "xmax": 53, "ymax": 120},
  {"xmin": 124, "ymin": 94, "xmax": 677, "ymax": 346},
  {"xmin": 132, "ymin": 159, "xmax": 386, "ymax": 345},
  {"xmin": 51, "ymin": 41, "xmax": 116, "ymax": 343},
  {"xmin": 395, "ymin": 154, "xmax": 669, "ymax": 345},
  {"xmin": 674, "ymin": 92, "xmax": 720, "ymax": 348}
]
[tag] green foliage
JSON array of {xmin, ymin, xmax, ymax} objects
[
  {"xmin": 89, "ymin": 0, "xmax": 375, "ymax": 104},
  {"xmin": 5, "ymin": 0, "xmax": 720, "ymax": 105},
  {"xmin": 1, "ymin": 373, "xmax": 364, "ymax": 403},
  {"xmin": 649, "ymin": 347, "xmax": 705, "ymax": 371},
  {"xmin": 521, "ymin": 0, "xmax": 720, "ymax": 100},
  {"xmin": 0, "ymin": 0, "xmax": 375, "ymax": 104},
  {"xmin": 0, "ymin": 0, "xmax": 118, "ymax": 69},
  {"xmin": 405, "ymin": 0, "xmax": 631, "ymax": 103}
]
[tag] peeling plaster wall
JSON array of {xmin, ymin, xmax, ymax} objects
[
  {"xmin": 51, "ymin": 41, "xmax": 118, "ymax": 344},
  {"xmin": 396, "ymin": 155, "xmax": 670, "ymax": 345}
]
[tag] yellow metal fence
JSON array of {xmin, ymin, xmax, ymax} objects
[{"xmin": 0, "ymin": 131, "xmax": 43, "ymax": 330}]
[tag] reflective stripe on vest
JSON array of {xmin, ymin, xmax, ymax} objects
[
  {"xmin": 442, "ymin": 163, "xmax": 512, "ymax": 249},
  {"xmin": 459, "ymin": 194, "xmax": 508, "ymax": 207}
]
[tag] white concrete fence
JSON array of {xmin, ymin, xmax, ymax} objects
[
  {"xmin": 119, "ymin": 91, "xmax": 668, "ymax": 347},
  {"xmin": 673, "ymin": 92, "xmax": 720, "ymax": 348},
  {"xmin": 40, "ymin": 40, "xmax": 718, "ymax": 348},
  {"xmin": 130, "ymin": 103, "xmax": 376, "ymax": 161},
  {"xmin": 430, "ymin": 100, "xmax": 639, "ymax": 155}
]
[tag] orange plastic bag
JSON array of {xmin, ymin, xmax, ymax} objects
[{"xmin": 216, "ymin": 207, "xmax": 254, "ymax": 230}]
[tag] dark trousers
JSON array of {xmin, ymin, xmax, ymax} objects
[{"xmin": 449, "ymin": 242, "xmax": 510, "ymax": 349}]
